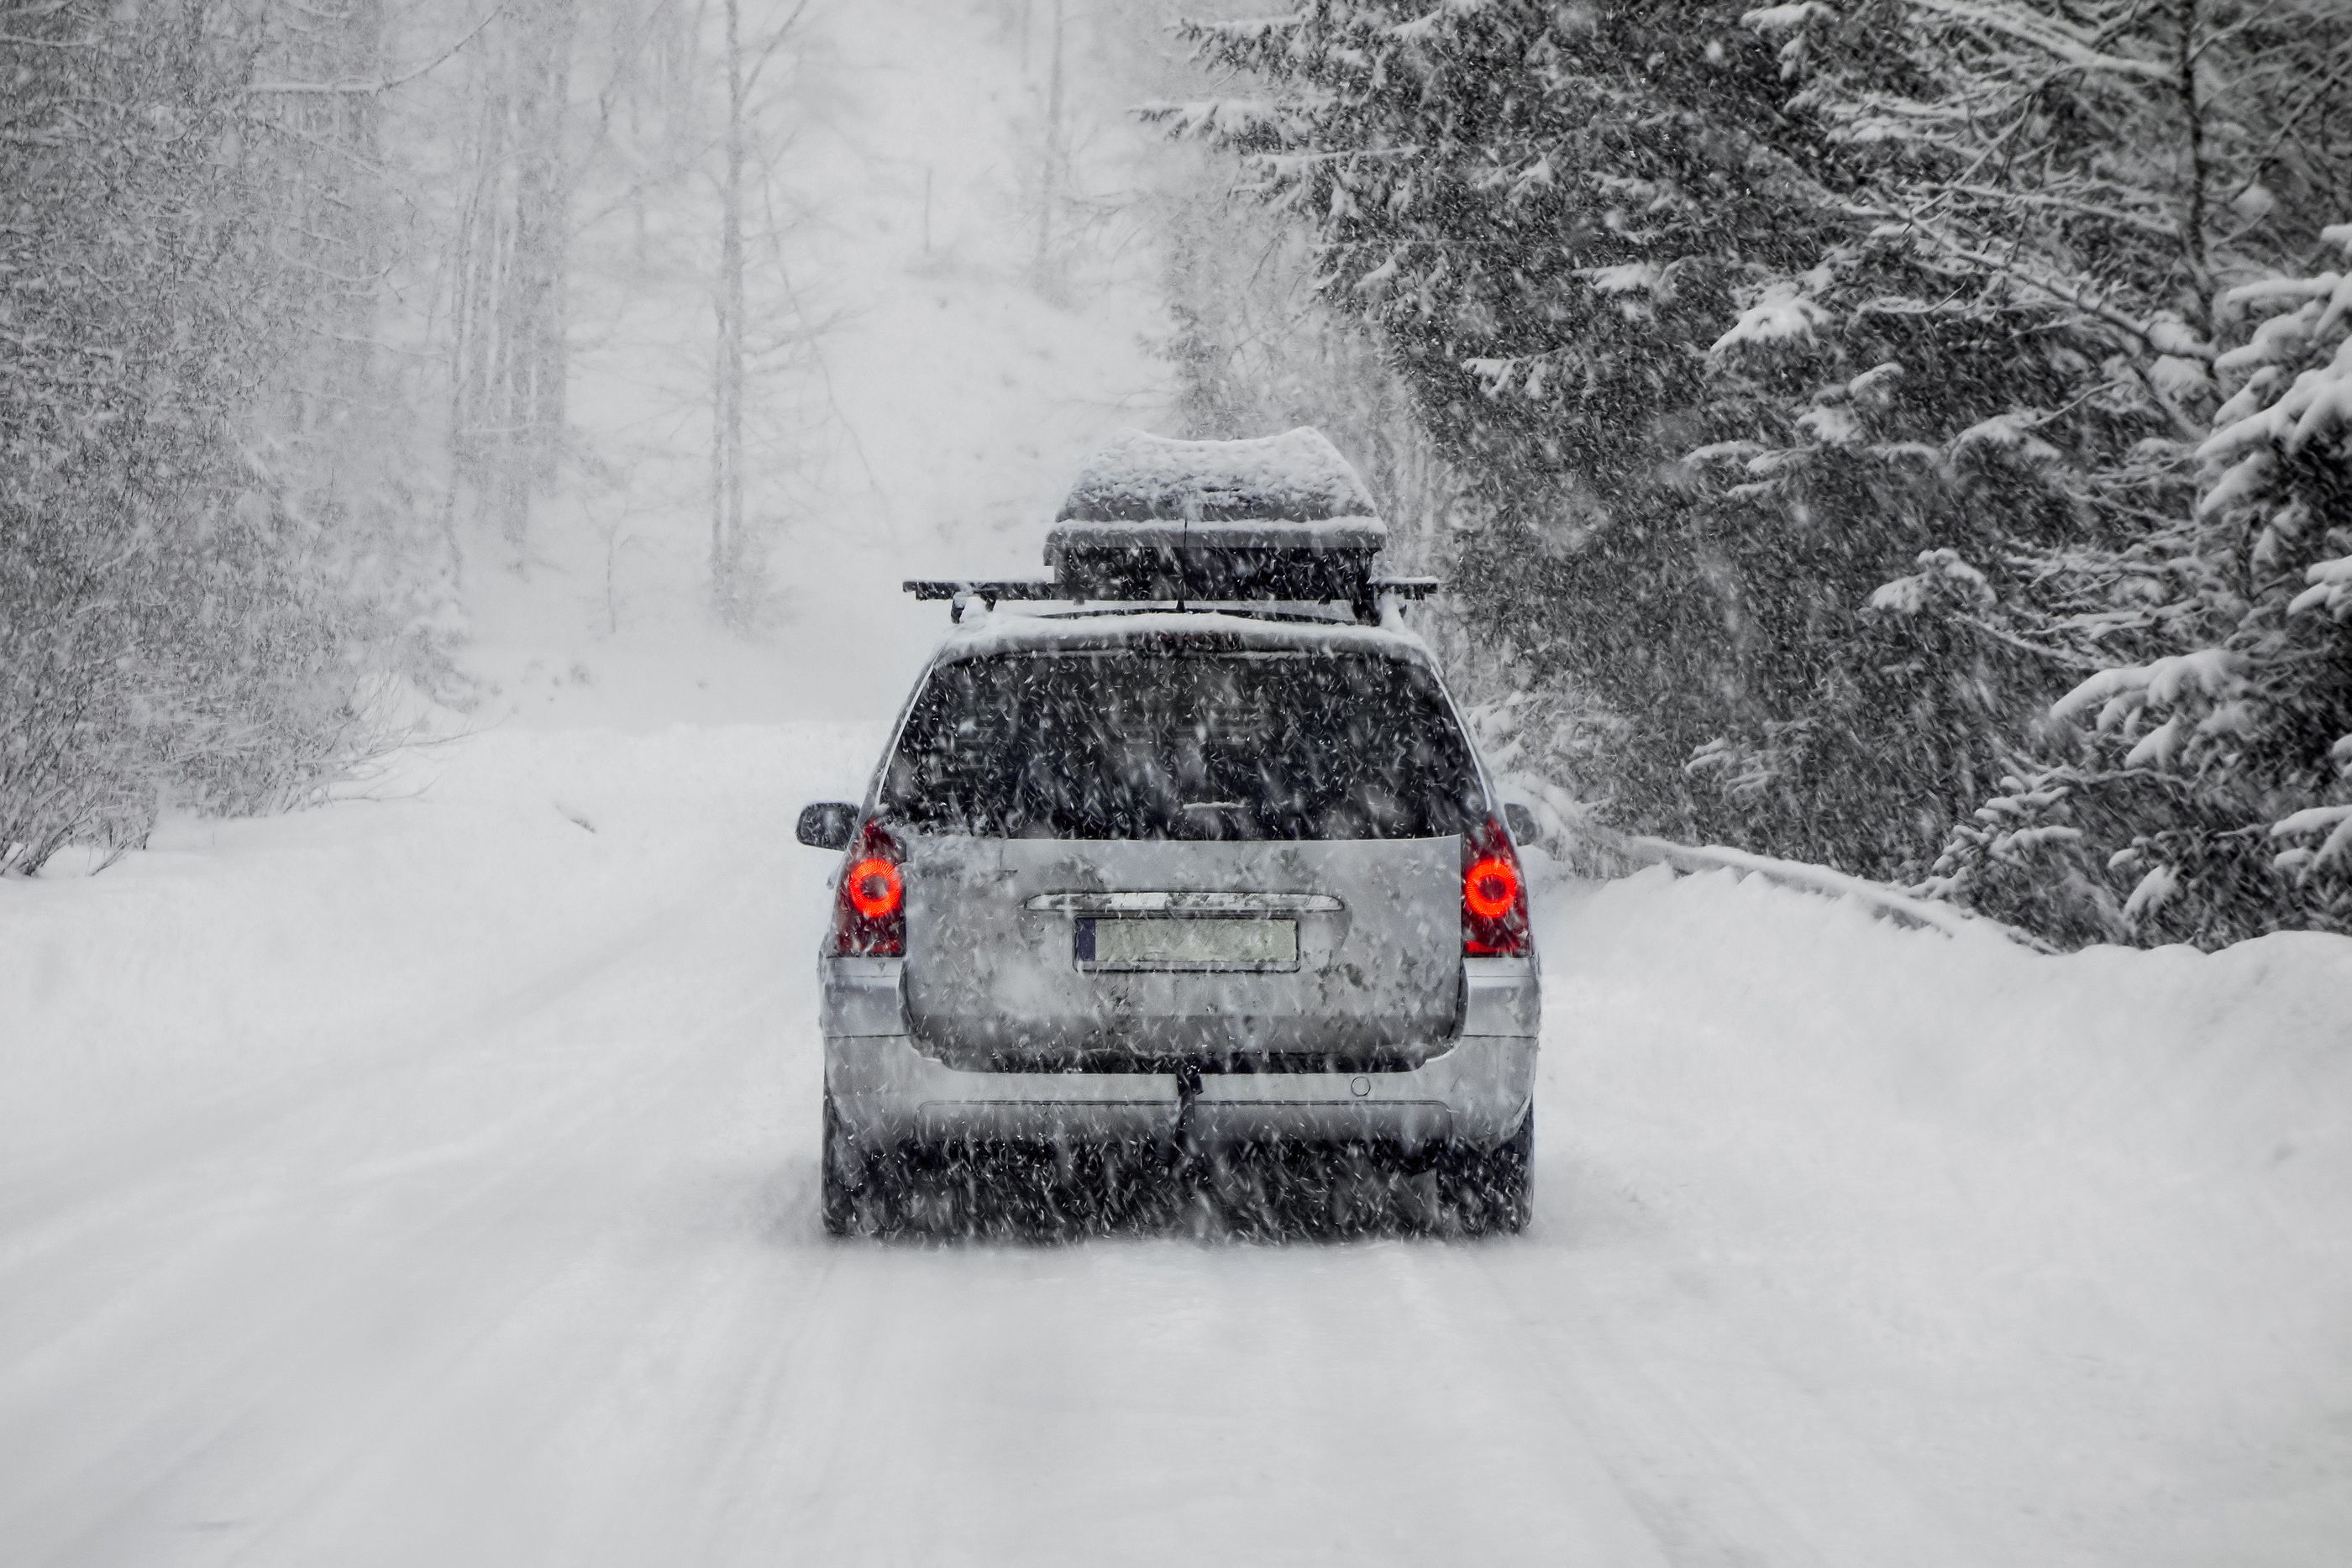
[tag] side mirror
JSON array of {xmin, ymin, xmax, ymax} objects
[
  {"xmin": 796, "ymin": 801, "xmax": 858, "ymax": 851},
  {"xmin": 1504, "ymin": 802, "xmax": 1541, "ymax": 846}
]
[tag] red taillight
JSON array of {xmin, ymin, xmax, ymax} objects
[
  {"xmin": 1462, "ymin": 817, "xmax": 1530, "ymax": 957},
  {"xmin": 1464, "ymin": 856, "xmax": 1519, "ymax": 920},
  {"xmin": 845, "ymin": 857, "xmax": 902, "ymax": 920},
  {"xmin": 830, "ymin": 820, "xmax": 906, "ymax": 956}
]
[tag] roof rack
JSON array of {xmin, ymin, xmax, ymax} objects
[
  {"xmin": 903, "ymin": 575, "xmax": 1440, "ymax": 623},
  {"xmin": 906, "ymin": 428, "xmax": 1440, "ymax": 624}
]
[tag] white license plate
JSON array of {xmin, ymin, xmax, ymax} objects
[{"xmin": 1075, "ymin": 916, "xmax": 1299, "ymax": 972}]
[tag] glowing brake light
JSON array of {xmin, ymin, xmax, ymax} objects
[
  {"xmin": 830, "ymin": 820, "xmax": 906, "ymax": 957},
  {"xmin": 845, "ymin": 857, "xmax": 902, "ymax": 919},
  {"xmin": 1462, "ymin": 817, "xmax": 1530, "ymax": 957},
  {"xmin": 1463, "ymin": 856, "xmax": 1520, "ymax": 920}
]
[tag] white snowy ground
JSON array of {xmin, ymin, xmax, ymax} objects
[
  {"xmin": 7, "ymin": 0, "xmax": 2351, "ymax": 1561},
  {"xmin": 3, "ymin": 725, "xmax": 2349, "ymax": 1567}
]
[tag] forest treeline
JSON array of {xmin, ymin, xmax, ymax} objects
[
  {"xmin": 3, "ymin": 0, "xmax": 412, "ymax": 873},
  {"xmin": 1, "ymin": 0, "xmax": 790, "ymax": 874},
  {"xmin": 9, "ymin": 0, "xmax": 2347, "ymax": 952},
  {"xmin": 1158, "ymin": 0, "xmax": 2352, "ymax": 947}
]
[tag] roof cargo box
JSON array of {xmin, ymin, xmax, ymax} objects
[
  {"xmin": 904, "ymin": 427, "xmax": 1436, "ymax": 621},
  {"xmin": 1046, "ymin": 428, "xmax": 1387, "ymax": 602}
]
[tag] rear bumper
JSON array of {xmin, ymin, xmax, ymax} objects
[
  {"xmin": 819, "ymin": 956, "xmax": 1539, "ymax": 1154},
  {"xmin": 826, "ymin": 1030, "xmax": 1536, "ymax": 1151}
]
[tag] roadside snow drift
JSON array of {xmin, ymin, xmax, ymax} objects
[{"xmin": 1549, "ymin": 864, "xmax": 2352, "ymax": 1565}]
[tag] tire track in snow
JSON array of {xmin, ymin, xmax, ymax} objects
[
  {"xmin": 0, "ymin": 879, "xmax": 798, "ymax": 1565},
  {"xmin": 0, "ymin": 882, "xmax": 721, "ymax": 1257}
]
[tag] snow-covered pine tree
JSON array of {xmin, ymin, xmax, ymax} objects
[
  {"xmin": 1736, "ymin": 0, "xmax": 2352, "ymax": 943},
  {"xmin": 1931, "ymin": 225, "xmax": 2352, "ymax": 944},
  {"xmin": 1157, "ymin": 2, "xmax": 2073, "ymax": 878},
  {"xmin": 1163, "ymin": 0, "xmax": 2349, "ymax": 941}
]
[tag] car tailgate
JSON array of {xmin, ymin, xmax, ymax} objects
[{"xmin": 901, "ymin": 835, "xmax": 1459, "ymax": 1067}]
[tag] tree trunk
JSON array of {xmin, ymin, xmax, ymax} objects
[
  {"xmin": 1034, "ymin": 0, "xmax": 1063, "ymax": 282},
  {"xmin": 713, "ymin": 0, "xmax": 748, "ymax": 615},
  {"xmin": 449, "ymin": 0, "xmax": 575, "ymax": 557}
]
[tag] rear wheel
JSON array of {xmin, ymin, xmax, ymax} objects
[
  {"xmin": 820, "ymin": 1091, "xmax": 883, "ymax": 1237},
  {"xmin": 1441, "ymin": 1105, "xmax": 1532, "ymax": 1235}
]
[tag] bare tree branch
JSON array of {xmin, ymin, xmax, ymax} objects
[{"xmin": 246, "ymin": 3, "xmax": 505, "ymax": 96}]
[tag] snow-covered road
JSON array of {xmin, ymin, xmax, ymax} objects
[{"xmin": 5, "ymin": 725, "xmax": 2346, "ymax": 1568}]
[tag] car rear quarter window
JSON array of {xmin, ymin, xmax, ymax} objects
[{"xmin": 879, "ymin": 648, "xmax": 1487, "ymax": 841}]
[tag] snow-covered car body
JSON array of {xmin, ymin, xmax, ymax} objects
[
  {"xmin": 810, "ymin": 615, "xmax": 1538, "ymax": 1178},
  {"xmin": 802, "ymin": 428, "xmax": 1539, "ymax": 1231}
]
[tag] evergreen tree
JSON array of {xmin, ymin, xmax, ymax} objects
[
  {"xmin": 1163, "ymin": 0, "xmax": 2351, "ymax": 945},
  {"xmin": 1933, "ymin": 225, "xmax": 2352, "ymax": 943},
  {"xmin": 1157, "ymin": 2, "xmax": 2055, "ymax": 877},
  {"xmin": 1782, "ymin": 0, "xmax": 2352, "ymax": 942}
]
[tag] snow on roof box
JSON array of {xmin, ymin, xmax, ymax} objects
[
  {"xmin": 1054, "ymin": 427, "xmax": 1380, "ymax": 523},
  {"xmin": 903, "ymin": 427, "xmax": 1436, "ymax": 621},
  {"xmin": 1046, "ymin": 427, "xmax": 1387, "ymax": 601}
]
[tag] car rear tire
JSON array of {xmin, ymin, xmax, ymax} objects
[
  {"xmin": 1442, "ymin": 1104, "xmax": 1532, "ymax": 1235},
  {"xmin": 820, "ymin": 1091, "xmax": 874, "ymax": 1237}
]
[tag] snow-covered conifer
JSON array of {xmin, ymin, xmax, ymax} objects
[
  {"xmin": 1167, "ymin": 0, "xmax": 2351, "ymax": 943},
  {"xmin": 1158, "ymin": 2, "xmax": 2017, "ymax": 877},
  {"xmin": 1931, "ymin": 225, "xmax": 2352, "ymax": 942}
]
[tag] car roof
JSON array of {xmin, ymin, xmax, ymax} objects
[{"xmin": 927, "ymin": 608, "xmax": 1436, "ymax": 666}]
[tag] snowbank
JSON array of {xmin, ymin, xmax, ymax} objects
[{"xmin": 1550, "ymin": 863, "xmax": 2352, "ymax": 1560}]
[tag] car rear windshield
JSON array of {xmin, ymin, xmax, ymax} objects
[{"xmin": 878, "ymin": 648, "xmax": 1486, "ymax": 840}]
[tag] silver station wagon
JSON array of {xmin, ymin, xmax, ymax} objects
[{"xmin": 796, "ymin": 431, "xmax": 1540, "ymax": 1236}]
